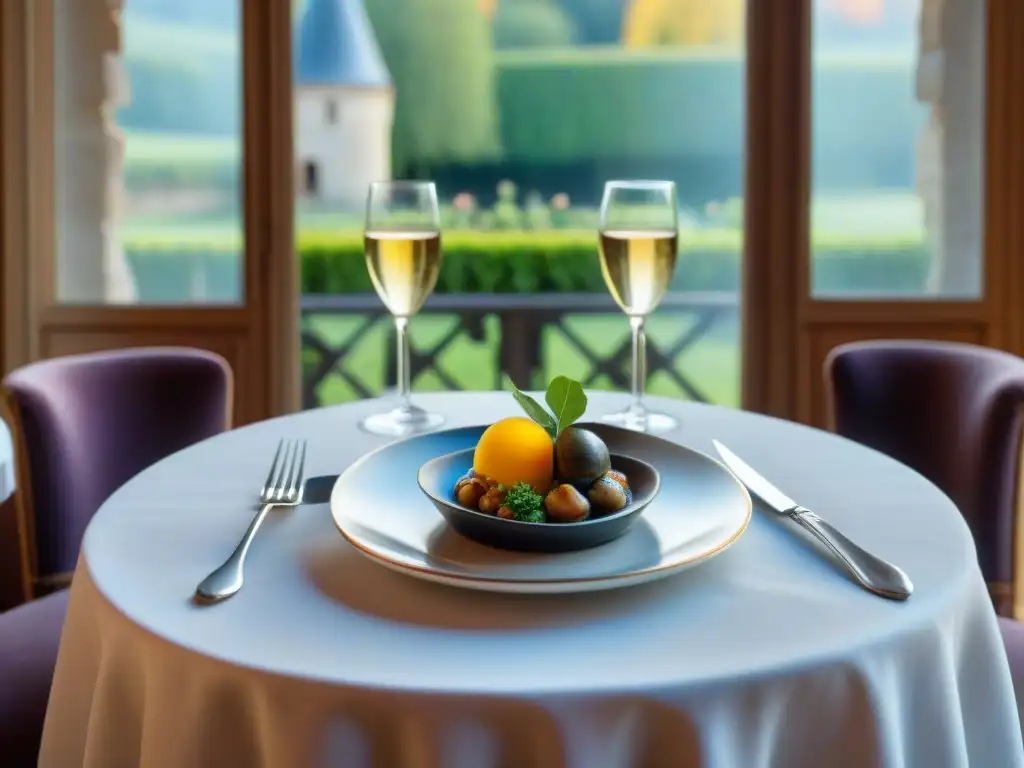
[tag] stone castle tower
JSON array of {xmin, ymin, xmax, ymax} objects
[{"xmin": 294, "ymin": 0, "xmax": 394, "ymax": 207}]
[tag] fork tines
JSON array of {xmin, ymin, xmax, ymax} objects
[{"xmin": 262, "ymin": 439, "xmax": 307, "ymax": 503}]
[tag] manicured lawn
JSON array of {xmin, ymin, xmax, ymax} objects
[
  {"xmin": 125, "ymin": 132, "xmax": 240, "ymax": 163},
  {"xmin": 305, "ymin": 311, "xmax": 740, "ymax": 408}
]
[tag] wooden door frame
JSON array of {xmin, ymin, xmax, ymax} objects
[
  {"xmin": 985, "ymin": 1, "xmax": 1024, "ymax": 358},
  {"xmin": 7, "ymin": 1, "xmax": 1024, "ymax": 423},
  {"xmin": 0, "ymin": 0, "xmax": 299, "ymax": 423},
  {"xmin": 742, "ymin": 0, "xmax": 1024, "ymax": 616},
  {"xmin": 0, "ymin": 0, "xmax": 34, "ymax": 373},
  {"xmin": 742, "ymin": 0, "xmax": 1024, "ymax": 426},
  {"xmin": 742, "ymin": 0, "xmax": 810, "ymax": 419}
]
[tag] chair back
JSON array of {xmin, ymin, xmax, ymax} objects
[
  {"xmin": 826, "ymin": 339, "xmax": 1024, "ymax": 614},
  {"xmin": 1, "ymin": 347, "xmax": 232, "ymax": 601}
]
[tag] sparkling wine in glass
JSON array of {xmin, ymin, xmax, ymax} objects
[
  {"xmin": 597, "ymin": 180, "xmax": 680, "ymax": 433},
  {"xmin": 359, "ymin": 181, "xmax": 446, "ymax": 437}
]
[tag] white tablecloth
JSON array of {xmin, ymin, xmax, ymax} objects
[{"xmin": 40, "ymin": 393, "xmax": 1024, "ymax": 767}]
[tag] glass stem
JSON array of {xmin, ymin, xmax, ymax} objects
[
  {"xmin": 629, "ymin": 315, "xmax": 646, "ymax": 411},
  {"xmin": 395, "ymin": 316, "xmax": 413, "ymax": 411}
]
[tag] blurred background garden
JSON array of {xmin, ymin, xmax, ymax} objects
[{"xmin": 113, "ymin": 0, "xmax": 926, "ymax": 408}]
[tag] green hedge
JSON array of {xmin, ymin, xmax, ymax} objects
[
  {"xmin": 123, "ymin": 229, "xmax": 930, "ymax": 303},
  {"xmin": 117, "ymin": 48, "xmax": 926, "ymax": 191},
  {"xmin": 496, "ymin": 48, "xmax": 925, "ymax": 187}
]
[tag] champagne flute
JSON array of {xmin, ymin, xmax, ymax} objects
[
  {"xmin": 359, "ymin": 181, "xmax": 446, "ymax": 437},
  {"xmin": 597, "ymin": 180, "xmax": 680, "ymax": 433}
]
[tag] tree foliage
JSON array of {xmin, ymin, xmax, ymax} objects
[
  {"xmin": 554, "ymin": 0, "xmax": 626, "ymax": 45},
  {"xmin": 495, "ymin": 0, "xmax": 577, "ymax": 49},
  {"xmin": 623, "ymin": 0, "xmax": 744, "ymax": 47},
  {"xmin": 366, "ymin": 0, "xmax": 501, "ymax": 170}
]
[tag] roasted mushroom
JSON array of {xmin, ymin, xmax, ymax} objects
[
  {"xmin": 604, "ymin": 469, "xmax": 629, "ymax": 490},
  {"xmin": 454, "ymin": 475, "xmax": 489, "ymax": 508},
  {"xmin": 544, "ymin": 483, "xmax": 591, "ymax": 523},
  {"xmin": 588, "ymin": 474, "xmax": 632, "ymax": 513},
  {"xmin": 478, "ymin": 485, "xmax": 506, "ymax": 514}
]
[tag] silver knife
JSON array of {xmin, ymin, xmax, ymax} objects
[{"xmin": 713, "ymin": 440, "xmax": 914, "ymax": 601}]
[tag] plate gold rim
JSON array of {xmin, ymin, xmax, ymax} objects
[{"xmin": 330, "ymin": 427, "xmax": 753, "ymax": 587}]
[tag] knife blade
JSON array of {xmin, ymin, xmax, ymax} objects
[
  {"xmin": 712, "ymin": 440, "xmax": 914, "ymax": 601},
  {"xmin": 712, "ymin": 442, "xmax": 797, "ymax": 514}
]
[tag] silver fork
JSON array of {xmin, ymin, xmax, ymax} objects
[{"xmin": 195, "ymin": 438, "xmax": 307, "ymax": 604}]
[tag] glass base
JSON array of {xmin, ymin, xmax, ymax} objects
[
  {"xmin": 600, "ymin": 404, "xmax": 678, "ymax": 434},
  {"xmin": 359, "ymin": 404, "xmax": 445, "ymax": 437}
]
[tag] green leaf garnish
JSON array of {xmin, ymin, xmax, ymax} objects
[
  {"xmin": 508, "ymin": 375, "xmax": 588, "ymax": 440},
  {"xmin": 545, "ymin": 376, "xmax": 588, "ymax": 438},
  {"xmin": 504, "ymin": 482, "xmax": 546, "ymax": 523},
  {"xmin": 510, "ymin": 381, "xmax": 557, "ymax": 437}
]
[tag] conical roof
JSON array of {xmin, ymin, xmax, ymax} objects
[{"xmin": 295, "ymin": 0, "xmax": 391, "ymax": 87}]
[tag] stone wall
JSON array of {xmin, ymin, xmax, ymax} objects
[
  {"xmin": 916, "ymin": 0, "xmax": 984, "ymax": 297},
  {"xmin": 54, "ymin": 0, "xmax": 136, "ymax": 303}
]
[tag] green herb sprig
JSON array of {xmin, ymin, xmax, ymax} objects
[
  {"xmin": 510, "ymin": 375, "xmax": 588, "ymax": 440},
  {"xmin": 504, "ymin": 482, "xmax": 546, "ymax": 523}
]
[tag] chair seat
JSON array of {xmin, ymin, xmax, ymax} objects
[{"xmin": 0, "ymin": 590, "xmax": 68, "ymax": 766}]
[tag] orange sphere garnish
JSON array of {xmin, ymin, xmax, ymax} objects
[{"xmin": 473, "ymin": 417, "xmax": 554, "ymax": 494}]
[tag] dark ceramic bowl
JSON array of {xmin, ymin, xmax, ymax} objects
[{"xmin": 418, "ymin": 438, "xmax": 661, "ymax": 553}]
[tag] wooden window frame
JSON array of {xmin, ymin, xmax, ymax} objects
[
  {"xmin": 0, "ymin": 0, "xmax": 299, "ymax": 422},
  {"xmin": 2, "ymin": 1, "xmax": 1023, "ymax": 425},
  {"xmin": 744, "ymin": 0, "xmax": 1024, "ymax": 426}
]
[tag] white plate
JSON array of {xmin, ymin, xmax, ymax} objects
[{"xmin": 330, "ymin": 425, "xmax": 752, "ymax": 594}]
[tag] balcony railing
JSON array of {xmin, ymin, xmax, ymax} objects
[{"xmin": 301, "ymin": 292, "xmax": 739, "ymax": 409}]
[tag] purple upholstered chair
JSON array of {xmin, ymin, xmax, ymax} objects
[
  {"xmin": 826, "ymin": 339, "xmax": 1024, "ymax": 726},
  {"xmin": 0, "ymin": 347, "xmax": 233, "ymax": 765},
  {"xmin": 0, "ymin": 591, "xmax": 69, "ymax": 766}
]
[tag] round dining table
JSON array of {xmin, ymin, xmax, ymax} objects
[{"xmin": 39, "ymin": 392, "xmax": 1024, "ymax": 768}]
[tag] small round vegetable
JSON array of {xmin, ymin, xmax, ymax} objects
[
  {"xmin": 554, "ymin": 427, "xmax": 611, "ymax": 487},
  {"xmin": 454, "ymin": 476, "xmax": 488, "ymax": 508},
  {"xmin": 544, "ymin": 484, "xmax": 591, "ymax": 523},
  {"xmin": 497, "ymin": 506, "xmax": 516, "ymax": 520},
  {"xmin": 588, "ymin": 475, "xmax": 632, "ymax": 513},
  {"xmin": 478, "ymin": 486, "xmax": 506, "ymax": 514}
]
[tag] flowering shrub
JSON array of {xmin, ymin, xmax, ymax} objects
[
  {"xmin": 442, "ymin": 182, "xmax": 591, "ymax": 231},
  {"xmin": 438, "ymin": 183, "xmax": 747, "ymax": 233}
]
